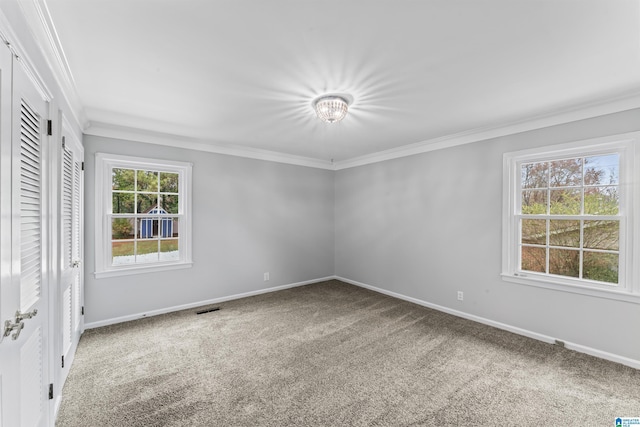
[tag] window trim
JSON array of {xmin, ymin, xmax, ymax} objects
[
  {"xmin": 502, "ymin": 132, "xmax": 640, "ymax": 304},
  {"xmin": 94, "ymin": 153, "xmax": 193, "ymax": 279}
]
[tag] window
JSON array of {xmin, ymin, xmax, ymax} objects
[
  {"xmin": 95, "ymin": 153, "xmax": 192, "ymax": 278},
  {"xmin": 502, "ymin": 134, "xmax": 640, "ymax": 302}
]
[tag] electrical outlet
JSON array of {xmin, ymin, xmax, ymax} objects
[
  {"xmin": 264, "ymin": 272, "xmax": 269, "ymax": 281},
  {"xmin": 457, "ymin": 291, "xmax": 463, "ymax": 301}
]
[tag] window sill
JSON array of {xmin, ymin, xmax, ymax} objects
[
  {"xmin": 501, "ymin": 273, "xmax": 640, "ymax": 304},
  {"xmin": 94, "ymin": 261, "xmax": 193, "ymax": 279}
]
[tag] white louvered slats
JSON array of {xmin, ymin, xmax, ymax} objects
[
  {"xmin": 19, "ymin": 99, "xmax": 42, "ymax": 311},
  {"xmin": 73, "ymin": 159, "xmax": 82, "ymax": 329},
  {"xmin": 72, "ymin": 159, "xmax": 81, "ymax": 261},
  {"xmin": 62, "ymin": 145, "xmax": 73, "ymax": 268}
]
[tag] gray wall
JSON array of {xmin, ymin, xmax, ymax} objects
[
  {"xmin": 335, "ymin": 108, "xmax": 640, "ymax": 362},
  {"xmin": 84, "ymin": 135, "xmax": 335, "ymax": 324},
  {"xmin": 84, "ymin": 109, "xmax": 640, "ymax": 362}
]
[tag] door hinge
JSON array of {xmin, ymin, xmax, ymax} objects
[
  {"xmin": 81, "ymin": 161, "xmax": 85, "ymax": 171},
  {"xmin": 81, "ymin": 306, "xmax": 84, "ymax": 315},
  {"xmin": 48, "ymin": 383, "xmax": 53, "ymax": 400},
  {"xmin": 61, "ymin": 355, "xmax": 65, "ymax": 368},
  {"xmin": 62, "ymin": 136, "xmax": 66, "ymax": 149},
  {"xmin": 47, "ymin": 120, "xmax": 52, "ymax": 136}
]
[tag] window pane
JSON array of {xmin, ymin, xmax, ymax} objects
[
  {"xmin": 583, "ymin": 252, "xmax": 618, "ymax": 284},
  {"xmin": 160, "ymin": 172, "xmax": 179, "ymax": 193},
  {"xmin": 137, "ymin": 193, "xmax": 158, "ymax": 214},
  {"xmin": 521, "ymin": 246, "xmax": 546, "ymax": 273},
  {"xmin": 112, "ymin": 218, "xmax": 134, "ymax": 240},
  {"xmin": 521, "ymin": 219, "xmax": 546, "ymax": 244},
  {"xmin": 157, "ymin": 217, "xmax": 177, "ymax": 238},
  {"xmin": 549, "ymin": 158, "xmax": 582, "ymax": 187},
  {"xmin": 112, "ymin": 168, "xmax": 135, "ymax": 191},
  {"xmin": 138, "ymin": 217, "xmax": 157, "ymax": 238},
  {"xmin": 521, "ymin": 162, "xmax": 548, "ymax": 189},
  {"xmin": 549, "ymin": 248, "xmax": 579, "ymax": 278},
  {"xmin": 172, "ymin": 218, "xmax": 179, "ymax": 237},
  {"xmin": 549, "ymin": 220, "xmax": 580, "ymax": 248},
  {"xmin": 112, "ymin": 241, "xmax": 135, "ymax": 265},
  {"xmin": 112, "ymin": 192, "xmax": 135, "ymax": 214},
  {"xmin": 584, "ymin": 154, "xmax": 619, "ymax": 186},
  {"xmin": 161, "ymin": 194, "xmax": 179, "ymax": 214},
  {"xmin": 137, "ymin": 170, "xmax": 158, "ymax": 192},
  {"xmin": 136, "ymin": 239, "xmax": 160, "ymax": 263},
  {"xmin": 584, "ymin": 186, "xmax": 618, "ymax": 215},
  {"xmin": 160, "ymin": 239, "xmax": 179, "ymax": 261},
  {"xmin": 522, "ymin": 190, "xmax": 547, "ymax": 214},
  {"xmin": 549, "ymin": 189, "xmax": 581, "ymax": 215},
  {"xmin": 584, "ymin": 220, "xmax": 619, "ymax": 251},
  {"xmin": 99, "ymin": 155, "xmax": 191, "ymax": 275}
]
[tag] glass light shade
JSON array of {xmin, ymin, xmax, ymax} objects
[{"xmin": 314, "ymin": 96, "xmax": 349, "ymax": 123}]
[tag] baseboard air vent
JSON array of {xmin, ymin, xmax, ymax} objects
[{"xmin": 196, "ymin": 307, "xmax": 220, "ymax": 315}]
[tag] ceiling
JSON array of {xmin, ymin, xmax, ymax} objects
[{"xmin": 30, "ymin": 1, "xmax": 640, "ymax": 164}]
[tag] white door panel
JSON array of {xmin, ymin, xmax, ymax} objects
[
  {"xmin": 72, "ymin": 157, "xmax": 83, "ymax": 334},
  {"xmin": 0, "ymin": 36, "xmax": 15, "ymax": 427},
  {"xmin": 58, "ymin": 123, "xmax": 83, "ymax": 394},
  {"xmin": 0, "ymin": 375, "xmax": 3, "ymax": 427},
  {"xmin": 0, "ymin": 43, "xmax": 50, "ymax": 427},
  {"xmin": 20, "ymin": 327, "xmax": 43, "ymax": 427}
]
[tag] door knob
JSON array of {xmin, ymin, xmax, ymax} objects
[
  {"xmin": 3, "ymin": 318, "xmax": 24, "ymax": 341},
  {"xmin": 15, "ymin": 308, "xmax": 37, "ymax": 322},
  {"xmin": 2, "ymin": 309, "xmax": 37, "ymax": 341}
]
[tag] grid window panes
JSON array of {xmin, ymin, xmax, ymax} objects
[
  {"xmin": 519, "ymin": 153, "xmax": 620, "ymax": 284},
  {"xmin": 111, "ymin": 168, "xmax": 181, "ymax": 266}
]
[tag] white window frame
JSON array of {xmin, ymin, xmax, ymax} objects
[
  {"xmin": 94, "ymin": 153, "xmax": 193, "ymax": 278},
  {"xmin": 502, "ymin": 132, "xmax": 640, "ymax": 304}
]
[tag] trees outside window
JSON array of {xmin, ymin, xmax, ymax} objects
[
  {"xmin": 95, "ymin": 154, "xmax": 192, "ymax": 278},
  {"xmin": 520, "ymin": 154, "xmax": 620, "ymax": 283},
  {"xmin": 502, "ymin": 135, "xmax": 640, "ymax": 302}
]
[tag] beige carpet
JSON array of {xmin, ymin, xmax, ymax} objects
[{"xmin": 56, "ymin": 280, "xmax": 640, "ymax": 426}]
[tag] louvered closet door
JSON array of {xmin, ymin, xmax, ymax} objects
[
  {"xmin": 0, "ymin": 40, "xmax": 17, "ymax": 427},
  {"xmin": 59, "ymin": 127, "xmax": 83, "ymax": 387},
  {"xmin": 0, "ymin": 49, "xmax": 50, "ymax": 427}
]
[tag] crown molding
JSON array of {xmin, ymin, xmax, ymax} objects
[
  {"xmin": 88, "ymin": 90, "xmax": 640, "ymax": 172},
  {"xmin": 334, "ymin": 91, "xmax": 640, "ymax": 170},
  {"xmin": 85, "ymin": 121, "xmax": 335, "ymax": 170},
  {"xmin": 16, "ymin": 0, "xmax": 87, "ymax": 131}
]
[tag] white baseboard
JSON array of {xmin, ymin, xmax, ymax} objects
[
  {"xmin": 84, "ymin": 276, "xmax": 336, "ymax": 329},
  {"xmin": 53, "ymin": 395, "xmax": 62, "ymax": 424},
  {"xmin": 336, "ymin": 276, "xmax": 640, "ymax": 370},
  {"xmin": 84, "ymin": 275, "xmax": 639, "ymax": 370}
]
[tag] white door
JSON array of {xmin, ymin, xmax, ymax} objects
[
  {"xmin": 0, "ymin": 44, "xmax": 50, "ymax": 427},
  {"xmin": 0, "ymin": 34, "xmax": 15, "ymax": 427},
  {"xmin": 57, "ymin": 124, "xmax": 83, "ymax": 392}
]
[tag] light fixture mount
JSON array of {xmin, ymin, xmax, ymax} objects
[{"xmin": 313, "ymin": 94, "xmax": 351, "ymax": 123}]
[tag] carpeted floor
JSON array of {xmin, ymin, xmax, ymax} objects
[{"xmin": 56, "ymin": 280, "xmax": 640, "ymax": 426}]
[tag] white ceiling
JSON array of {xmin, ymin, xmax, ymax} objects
[{"xmin": 34, "ymin": 1, "xmax": 640, "ymax": 164}]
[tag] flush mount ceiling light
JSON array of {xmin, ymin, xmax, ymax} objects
[{"xmin": 313, "ymin": 95, "xmax": 350, "ymax": 123}]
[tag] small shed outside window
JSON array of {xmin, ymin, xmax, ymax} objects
[{"xmin": 139, "ymin": 206, "xmax": 173, "ymax": 238}]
